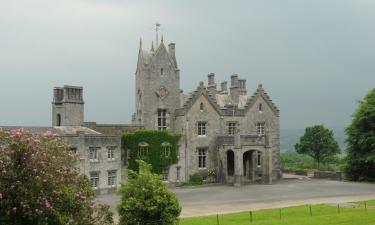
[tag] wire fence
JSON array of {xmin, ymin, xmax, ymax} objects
[
  {"xmin": 176, "ymin": 201, "xmax": 374, "ymax": 225},
  {"xmin": 126, "ymin": 202, "xmax": 373, "ymax": 225}
]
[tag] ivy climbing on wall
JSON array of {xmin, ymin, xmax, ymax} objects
[{"xmin": 122, "ymin": 130, "xmax": 181, "ymax": 174}]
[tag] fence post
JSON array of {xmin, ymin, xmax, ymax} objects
[
  {"xmin": 337, "ymin": 204, "xmax": 340, "ymax": 214},
  {"xmin": 309, "ymin": 205, "xmax": 312, "ymax": 216},
  {"xmin": 216, "ymin": 214, "xmax": 220, "ymax": 225},
  {"xmin": 279, "ymin": 208, "xmax": 282, "ymax": 220},
  {"xmin": 249, "ymin": 211, "xmax": 253, "ymax": 223}
]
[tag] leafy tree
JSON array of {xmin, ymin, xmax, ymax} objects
[
  {"xmin": 345, "ymin": 88, "xmax": 375, "ymax": 181},
  {"xmin": 294, "ymin": 125, "xmax": 340, "ymax": 170},
  {"xmin": 118, "ymin": 160, "xmax": 181, "ymax": 225},
  {"xmin": 0, "ymin": 129, "xmax": 113, "ymax": 225}
]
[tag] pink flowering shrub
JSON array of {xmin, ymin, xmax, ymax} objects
[{"xmin": 0, "ymin": 129, "xmax": 113, "ymax": 225}]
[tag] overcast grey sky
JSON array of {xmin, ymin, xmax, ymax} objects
[{"xmin": 1, "ymin": 0, "xmax": 374, "ymax": 129}]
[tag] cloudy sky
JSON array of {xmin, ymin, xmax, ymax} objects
[{"xmin": 1, "ymin": 0, "xmax": 374, "ymax": 129}]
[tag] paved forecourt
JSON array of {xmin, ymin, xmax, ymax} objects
[{"xmin": 95, "ymin": 178, "xmax": 375, "ymax": 218}]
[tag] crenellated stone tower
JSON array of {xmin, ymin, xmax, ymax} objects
[
  {"xmin": 133, "ymin": 37, "xmax": 181, "ymax": 132},
  {"xmin": 52, "ymin": 85, "xmax": 84, "ymax": 127}
]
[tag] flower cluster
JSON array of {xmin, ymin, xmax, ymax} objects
[{"xmin": 0, "ymin": 129, "xmax": 113, "ymax": 225}]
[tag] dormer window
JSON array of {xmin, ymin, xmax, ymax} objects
[{"xmin": 161, "ymin": 68, "xmax": 164, "ymax": 75}]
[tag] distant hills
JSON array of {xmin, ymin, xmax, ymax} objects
[{"xmin": 280, "ymin": 128, "xmax": 346, "ymax": 153}]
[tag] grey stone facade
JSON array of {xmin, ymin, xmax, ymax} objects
[
  {"xmin": 133, "ymin": 38, "xmax": 281, "ymax": 185},
  {"xmin": 1, "ymin": 35, "xmax": 281, "ymax": 193}
]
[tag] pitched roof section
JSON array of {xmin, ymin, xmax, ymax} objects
[
  {"xmin": 176, "ymin": 82, "xmax": 222, "ymax": 116},
  {"xmin": 244, "ymin": 84, "xmax": 280, "ymax": 116}
]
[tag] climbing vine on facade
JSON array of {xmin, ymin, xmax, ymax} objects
[{"xmin": 122, "ymin": 130, "xmax": 181, "ymax": 174}]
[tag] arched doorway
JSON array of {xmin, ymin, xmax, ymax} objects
[
  {"xmin": 227, "ymin": 150, "xmax": 234, "ymax": 176},
  {"xmin": 243, "ymin": 150, "xmax": 260, "ymax": 182}
]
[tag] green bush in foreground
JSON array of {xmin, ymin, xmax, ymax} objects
[
  {"xmin": 189, "ymin": 173, "xmax": 203, "ymax": 185},
  {"xmin": 118, "ymin": 160, "xmax": 181, "ymax": 225}
]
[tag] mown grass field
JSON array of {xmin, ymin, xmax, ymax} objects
[{"xmin": 180, "ymin": 202, "xmax": 375, "ymax": 225}]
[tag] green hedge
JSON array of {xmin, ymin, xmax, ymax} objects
[{"xmin": 122, "ymin": 130, "xmax": 181, "ymax": 174}]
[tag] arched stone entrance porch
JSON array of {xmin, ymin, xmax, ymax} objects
[{"xmin": 243, "ymin": 150, "xmax": 262, "ymax": 183}]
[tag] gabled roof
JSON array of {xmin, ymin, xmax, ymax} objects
[
  {"xmin": 176, "ymin": 82, "xmax": 222, "ymax": 116},
  {"xmin": 136, "ymin": 39, "xmax": 178, "ymax": 74},
  {"xmin": 149, "ymin": 41, "xmax": 177, "ymax": 70},
  {"xmin": 244, "ymin": 84, "xmax": 280, "ymax": 116}
]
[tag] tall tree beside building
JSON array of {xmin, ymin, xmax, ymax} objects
[
  {"xmin": 295, "ymin": 125, "xmax": 340, "ymax": 170},
  {"xmin": 345, "ymin": 88, "xmax": 375, "ymax": 181}
]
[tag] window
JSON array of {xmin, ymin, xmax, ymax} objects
[
  {"xmin": 258, "ymin": 103, "xmax": 263, "ymax": 112},
  {"xmin": 138, "ymin": 142, "xmax": 149, "ymax": 157},
  {"xmin": 57, "ymin": 114, "xmax": 61, "ymax": 126},
  {"xmin": 161, "ymin": 142, "xmax": 171, "ymax": 157},
  {"xmin": 257, "ymin": 152, "xmax": 262, "ymax": 166},
  {"xmin": 162, "ymin": 167, "xmax": 169, "ymax": 181},
  {"xmin": 161, "ymin": 68, "xmax": 164, "ymax": 75},
  {"xmin": 197, "ymin": 122, "xmax": 207, "ymax": 136},
  {"xmin": 256, "ymin": 122, "xmax": 265, "ymax": 135},
  {"xmin": 107, "ymin": 147, "xmax": 116, "ymax": 160},
  {"xmin": 89, "ymin": 147, "xmax": 99, "ymax": 161},
  {"xmin": 176, "ymin": 167, "xmax": 181, "ymax": 182},
  {"xmin": 90, "ymin": 172, "xmax": 99, "ymax": 188},
  {"xmin": 228, "ymin": 122, "xmax": 237, "ymax": 135},
  {"xmin": 198, "ymin": 148, "xmax": 207, "ymax": 169},
  {"xmin": 108, "ymin": 170, "xmax": 116, "ymax": 187},
  {"xmin": 69, "ymin": 147, "xmax": 77, "ymax": 153},
  {"xmin": 200, "ymin": 102, "xmax": 204, "ymax": 111},
  {"xmin": 157, "ymin": 109, "xmax": 167, "ymax": 130}
]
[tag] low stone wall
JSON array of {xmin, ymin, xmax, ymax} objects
[
  {"xmin": 314, "ymin": 171, "xmax": 342, "ymax": 181},
  {"xmin": 282, "ymin": 169, "xmax": 308, "ymax": 176}
]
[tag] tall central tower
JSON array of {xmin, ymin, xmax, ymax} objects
[{"xmin": 133, "ymin": 37, "xmax": 180, "ymax": 132}]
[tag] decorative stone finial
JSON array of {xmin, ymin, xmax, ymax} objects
[{"xmin": 139, "ymin": 38, "xmax": 142, "ymax": 48}]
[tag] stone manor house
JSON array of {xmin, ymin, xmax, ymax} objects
[{"xmin": 0, "ymin": 36, "xmax": 281, "ymax": 194}]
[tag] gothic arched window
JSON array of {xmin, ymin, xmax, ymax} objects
[
  {"xmin": 161, "ymin": 142, "xmax": 171, "ymax": 157},
  {"xmin": 57, "ymin": 114, "xmax": 61, "ymax": 126},
  {"xmin": 258, "ymin": 103, "xmax": 263, "ymax": 112},
  {"xmin": 160, "ymin": 68, "xmax": 164, "ymax": 75},
  {"xmin": 138, "ymin": 142, "xmax": 149, "ymax": 157},
  {"xmin": 200, "ymin": 102, "xmax": 204, "ymax": 111}
]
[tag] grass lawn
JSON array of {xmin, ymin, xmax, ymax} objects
[{"xmin": 180, "ymin": 203, "xmax": 375, "ymax": 225}]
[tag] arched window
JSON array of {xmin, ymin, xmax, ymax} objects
[
  {"xmin": 138, "ymin": 142, "xmax": 149, "ymax": 157},
  {"xmin": 161, "ymin": 142, "xmax": 171, "ymax": 157},
  {"xmin": 200, "ymin": 102, "xmax": 204, "ymax": 111},
  {"xmin": 258, "ymin": 103, "xmax": 263, "ymax": 112},
  {"xmin": 57, "ymin": 114, "xmax": 61, "ymax": 126},
  {"xmin": 160, "ymin": 68, "xmax": 164, "ymax": 75}
]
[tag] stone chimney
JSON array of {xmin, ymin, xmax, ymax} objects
[
  {"xmin": 207, "ymin": 73, "xmax": 217, "ymax": 93},
  {"xmin": 238, "ymin": 79, "xmax": 247, "ymax": 95},
  {"xmin": 220, "ymin": 81, "xmax": 228, "ymax": 94},
  {"xmin": 230, "ymin": 74, "xmax": 239, "ymax": 104},
  {"xmin": 168, "ymin": 43, "xmax": 177, "ymax": 67}
]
